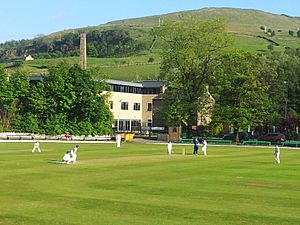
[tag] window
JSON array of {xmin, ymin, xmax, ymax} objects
[
  {"xmin": 147, "ymin": 119, "xmax": 152, "ymax": 127},
  {"xmin": 114, "ymin": 120, "xmax": 118, "ymax": 129},
  {"xmin": 147, "ymin": 103, "xmax": 152, "ymax": 111},
  {"xmin": 131, "ymin": 120, "xmax": 141, "ymax": 131},
  {"xmin": 109, "ymin": 101, "xmax": 113, "ymax": 110},
  {"xmin": 125, "ymin": 120, "xmax": 130, "ymax": 131},
  {"xmin": 121, "ymin": 102, "xmax": 128, "ymax": 110},
  {"xmin": 133, "ymin": 103, "xmax": 140, "ymax": 111}
]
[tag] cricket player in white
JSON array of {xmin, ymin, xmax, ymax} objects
[
  {"xmin": 116, "ymin": 134, "xmax": 121, "ymax": 148},
  {"xmin": 167, "ymin": 141, "xmax": 172, "ymax": 155},
  {"xmin": 32, "ymin": 141, "xmax": 41, "ymax": 153},
  {"xmin": 70, "ymin": 145, "xmax": 79, "ymax": 163},
  {"xmin": 274, "ymin": 144, "xmax": 280, "ymax": 164},
  {"xmin": 202, "ymin": 139, "xmax": 207, "ymax": 156},
  {"xmin": 62, "ymin": 151, "xmax": 72, "ymax": 164}
]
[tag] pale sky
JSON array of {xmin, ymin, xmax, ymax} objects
[{"xmin": 1, "ymin": 0, "xmax": 300, "ymax": 43}]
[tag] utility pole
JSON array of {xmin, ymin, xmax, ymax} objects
[{"xmin": 284, "ymin": 81, "xmax": 288, "ymax": 120}]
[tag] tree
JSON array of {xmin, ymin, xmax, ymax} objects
[
  {"xmin": 0, "ymin": 68, "xmax": 30, "ymax": 131},
  {"xmin": 22, "ymin": 63, "xmax": 113, "ymax": 135},
  {"xmin": 211, "ymin": 51, "xmax": 276, "ymax": 142},
  {"xmin": 0, "ymin": 66, "xmax": 13, "ymax": 130},
  {"xmin": 158, "ymin": 18, "xmax": 232, "ymax": 136},
  {"xmin": 264, "ymin": 50, "xmax": 300, "ymax": 130},
  {"xmin": 288, "ymin": 30, "xmax": 294, "ymax": 36}
]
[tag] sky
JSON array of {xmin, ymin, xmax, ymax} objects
[{"xmin": 1, "ymin": 0, "xmax": 300, "ymax": 43}]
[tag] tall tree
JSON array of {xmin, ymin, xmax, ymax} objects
[
  {"xmin": 158, "ymin": 18, "xmax": 232, "ymax": 136},
  {"xmin": 211, "ymin": 51, "xmax": 276, "ymax": 142},
  {"xmin": 264, "ymin": 50, "xmax": 300, "ymax": 131}
]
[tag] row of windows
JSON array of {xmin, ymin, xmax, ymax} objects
[
  {"xmin": 114, "ymin": 119, "xmax": 152, "ymax": 131},
  {"xmin": 110, "ymin": 101, "xmax": 152, "ymax": 111},
  {"xmin": 110, "ymin": 85, "xmax": 142, "ymax": 94},
  {"xmin": 110, "ymin": 84, "xmax": 161, "ymax": 95},
  {"xmin": 114, "ymin": 120, "xmax": 141, "ymax": 131}
]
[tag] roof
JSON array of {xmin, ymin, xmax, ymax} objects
[
  {"xmin": 106, "ymin": 79, "xmax": 143, "ymax": 88},
  {"xmin": 29, "ymin": 77, "xmax": 166, "ymax": 88},
  {"xmin": 107, "ymin": 79, "xmax": 165, "ymax": 88}
]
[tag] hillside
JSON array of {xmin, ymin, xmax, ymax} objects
[
  {"xmin": 1, "ymin": 7, "xmax": 300, "ymax": 81},
  {"xmin": 107, "ymin": 7, "xmax": 300, "ymax": 34}
]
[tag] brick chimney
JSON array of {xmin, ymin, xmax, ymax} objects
[{"xmin": 80, "ymin": 33, "xmax": 87, "ymax": 69}]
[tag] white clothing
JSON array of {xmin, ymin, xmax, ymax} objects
[
  {"xmin": 69, "ymin": 149, "xmax": 77, "ymax": 163},
  {"xmin": 74, "ymin": 146, "xmax": 79, "ymax": 153},
  {"xmin": 72, "ymin": 153, "xmax": 77, "ymax": 163},
  {"xmin": 32, "ymin": 141, "xmax": 41, "ymax": 153},
  {"xmin": 116, "ymin": 134, "xmax": 121, "ymax": 148},
  {"xmin": 167, "ymin": 142, "xmax": 172, "ymax": 155},
  {"xmin": 202, "ymin": 140, "xmax": 207, "ymax": 156},
  {"xmin": 275, "ymin": 145, "xmax": 280, "ymax": 164},
  {"xmin": 63, "ymin": 153, "xmax": 71, "ymax": 164}
]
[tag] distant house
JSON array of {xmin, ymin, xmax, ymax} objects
[{"xmin": 24, "ymin": 54, "xmax": 34, "ymax": 61}]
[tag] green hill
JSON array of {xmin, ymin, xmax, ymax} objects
[
  {"xmin": 107, "ymin": 7, "xmax": 300, "ymax": 33},
  {"xmin": 2, "ymin": 7, "xmax": 300, "ymax": 80}
]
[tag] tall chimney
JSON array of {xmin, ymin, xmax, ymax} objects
[{"xmin": 80, "ymin": 33, "xmax": 87, "ymax": 69}]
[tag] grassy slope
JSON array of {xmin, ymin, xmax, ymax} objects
[
  {"xmin": 18, "ymin": 55, "xmax": 161, "ymax": 81},
  {"xmin": 0, "ymin": 142, "xmax": 300, "ymax": 225},
  {"xmin": 3, "ymin": 7, "xmax": 300, "ymax": 80}
]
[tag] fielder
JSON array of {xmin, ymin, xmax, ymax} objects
[
  {"xmin": 202, "ymin": 139, "xmax": 207, "ymax": 156},
  {"xmin": 69, "ymin": 144, "xmax": 79, "ymax": 163},
  {"xmin": 32, "ymin": 141, "xmax": 41, "ymax": 153},
  {"xmin": 274, "ymin": 144, "xmax": 280, "ymax": 164},
  {"xmin": 116, "ymin": 134, "xmax": 121, "ymax": 148},
  {"xmin": 62, "ymin": 151, "xmax": 72, "ymax": 164},
  {"xmin": 167, "ymin": 141, "xmax": 172, "ymax": 155}
]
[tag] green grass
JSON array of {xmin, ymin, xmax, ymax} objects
[
  {"xmin": 100, "ymin": 63, "xmax": 160, "ymax": 81},
  {"xmin": 16, "ymin": 55, "xmax": 161, "ymax": 81},
  {"xmin": 0, "ymin": 142, "xmax": 300, "ymax": 225}
]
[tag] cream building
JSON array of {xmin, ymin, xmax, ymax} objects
[{"xmin": 107, "ymin": 80, "xmax": 165, "ymax": 132}]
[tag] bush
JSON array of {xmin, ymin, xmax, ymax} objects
[
  {"xmin": 288, "ymin": 30, "xmax": 294, "ymax": 36},
  {"xmin": 148, "ymin": 57, "xmax": 154, "ymax": 63},
  {"xmin": 260, "ymin": 26, "xmax": 266, "ymax": 31},
  {"xmin": 286, "ymin": 131, "xmax": 300, "ymax": 141},
  {"xmin": 267, "ymin": 44, "xmax": 274, "ymax": 51},
  {"xmin": 12, "ymin": 61, "xmax": 23, "ymax": 67}
]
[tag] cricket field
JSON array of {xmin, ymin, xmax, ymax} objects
[{"xmin": 0, "ymin": 141, "xmax": 299, "ymax": 225}]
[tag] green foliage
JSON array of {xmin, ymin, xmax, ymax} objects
[
  {"xmin": 148, "ymin": 57, "xmax": 154, "ymax": 62},
  {"xmin": 1, "ymin": 29, "xmax": 148, "ymax": 60},
  {"xmin": 212, "ymin": 51, "xmax": 276, "ymax": 141},
  {"xmin": 12, "ymin": 113, "xmax": 39, "ymax": 133},
  {"xmin": 288, "ymin": 30, "xmax": 294, "ymax": 36},
  {"xmin": 0, "ymin": 63, "xmax": 113, "ymax": 135},
  {"xmin": 260, "ymin": 25, "xmax": 266, "ymax": 31},
  {"xmin": 86, "ymin": 29, "xmax": 146, "ymax": 57},
  {"xmin": 158, "ymin": 18, "xmax": 232, "ymax": 130},
  {"xmin": 267, "ymin": 44, "xmax": 274, "ymax": 51},
  {"xmin": 0, "ymin": 67, "xmax": 30, "ymax": 130},
  {"xmin": 12, "ymin": 60, "xmax": 23, "ymax": 67},
  {"xmin": 264, "ymin": 50, "xmax": 300, "ymax": 129}
]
